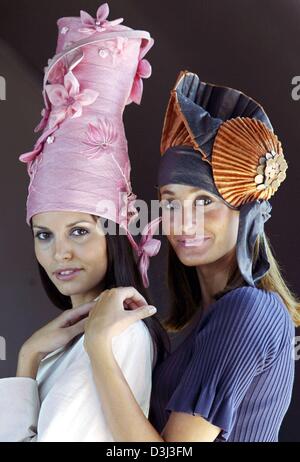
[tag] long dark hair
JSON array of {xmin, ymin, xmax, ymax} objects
[
  {"xmin": 31, "ymin": 216, "xmax": 170, "ymax": 365},
  {"xmin": 165, "ymin": 232, "xmax": 300, "ymax": 331}
]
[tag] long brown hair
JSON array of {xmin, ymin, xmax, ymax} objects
[
  {"xmin": 165, "ymin": 232, "xmax": 300, "ymax": 331},
  {"xmin": 31, "ymin": 216, "xmax": 170, "ymax": 364}
]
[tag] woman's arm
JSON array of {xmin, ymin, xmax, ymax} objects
[
  {"xmin": 16, "ymin": 346, "xmax": 44, "ymax": 379},
  {"xmin": 88, "ymin": 337, "xmax": 163, "ymax": 442},
  {"xmin": 84, "ymin": 287, "xmax": 221, "ymax": 442},
  {"xmin": 15, "ymin": 300, "xmax": 95, "ymax": 380},
  {"xmin": 0, "ymin": 376, "xmax": 39, "ymax": 442},
  {"xmin": 0, "ymin": 301, "xmax": 95, "ymax": 442}
]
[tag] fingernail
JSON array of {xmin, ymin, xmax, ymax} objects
[{"xmin": 148, "ymin": 306, "xmax": 157, "ymax": 314}]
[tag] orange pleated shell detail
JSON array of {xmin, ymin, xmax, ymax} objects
[{"xmin": 212, "ymin": 117, "xmax": 288, "ymax": 207}]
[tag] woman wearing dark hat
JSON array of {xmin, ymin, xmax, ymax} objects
[{"xmin": 81, "ymin": 71, "xmax": 299, "ymax": 442}]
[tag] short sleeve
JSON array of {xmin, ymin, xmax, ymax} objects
[
  {"xmin": 165, "ymin": 287, "xmax": 290, "ymax": 441},
  {"xmin": 112, "ymin": 320, "xmax": 154, "ymax": 417},
  {"xmin": 0, "ymin": 377, "xmax": 40, "ymax": 442}
]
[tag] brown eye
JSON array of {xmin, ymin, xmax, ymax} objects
[
  {"xmin": 195, "ymin": 197, "xmax": 212, "ymax": 206},
  {"xmin": 35, "ymin": 232, "xmax": 51, "ymax": 241},
  {"xmin": 71, "ymin": 228, "xmax": 89, "ymax": 237}
]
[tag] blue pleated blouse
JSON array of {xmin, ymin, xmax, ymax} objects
[{"xmin": 149, "ymin": 287, "xmax": 295, "ymax": 442}]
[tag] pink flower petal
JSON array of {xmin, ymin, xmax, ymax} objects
[
  {"xmin": 78, "ymin": 27, "xmax": 96, "ymax": 35},
  {"xmin": 45, "ymin": 84, "xmax": 68, "ymax": 106},
  {"xmin": 96, "ymin": 3, "xmax": 109, "ymax": 22},
  {"xmin": 78, "ymin": 89, "xmax": 99, "ymax": 106},
  {"xmin": 20, "ymin": 121, "xmax": 61, "ymax": 165},
  {"xmin": 80, "ymin": 10, "xmax": 95, "ymax": 26},
  {"xmin": 128, "ymin": 77, "xmax": 143, "ymax": 105},
  {"xmin": 19, "ymin": 145, "xmax": 42, "ymax": 164},
  {"xmin": 64, "ymin": 71, "xmax": 80, "ymax": 97},
  {"xmin": 48, "ymin": 109, "xmax": 67, "ymax": 128},
  {"xmin": 109, "ymin": 18, "xmax": 124, "ymax": 27},
  {"xmin": 70, "ymin": 101, "xmax": 83, "ymax": 118},
  {"xmin": 19, "ymin": 123, "xmax": 56, "ymax": 163},
  {"xmin": 138, "ymin": 59, "xmax": 152, "ymax": 78},
  {"xmin": 34, "ymin": 108, "xmax": 50, "ymax": 133}
]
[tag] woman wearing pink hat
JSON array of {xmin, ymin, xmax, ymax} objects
[{"xmin": 0, "ymin": 3, "xmax": 168, "ymax": 442}]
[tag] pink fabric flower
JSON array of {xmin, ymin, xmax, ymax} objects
[
  {"xmin": 116, "ymin": 159, "xmax": 139, "ymax": 227},
  {"xmin": 127, "ymin": 59, "xmax": 152, "ymax": 105},
  {"xmin": 35, "ymin": 51, "xmax": 85, "ymax": 133},
  {"xmin": 45, "ymin": 71, "xmax": 99, "ymax": 128},
  {"xmin": 78, "ymin": 3, "xmax": 124, "ymax": 35},
  {"xmin": 81, "ymin": 118, "xmax": 118, "ymax": 158},
  {"xmin": 118, "ymin": 213, "xmax": 161, "ymax": 288},
  {"xmin": 20, "ymin": 63, "xmax": 98, "ymax": 165},
  {"xmin": 137, "ymin": 217, "xmax": 162, "ymax": 287},
  {"xmin": 34, "ymin": 107, "xmax": 51, "ymax": 133},
  {"xmin": 119, "ymin": 190, "xmax": 138, "ymax": 230}
]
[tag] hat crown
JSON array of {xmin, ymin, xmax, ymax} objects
[{"xmin": 19, "ymin": 3, "xmax": 154, "ymax": 227}]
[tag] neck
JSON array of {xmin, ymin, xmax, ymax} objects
[{"xmin": 196, "ymin": 249, "xmax": 236, "ymax": 310}]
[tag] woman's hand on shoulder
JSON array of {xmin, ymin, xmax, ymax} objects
[
  {"xmin": 17, "ymin": 301, "xmax": 95, "ymax": 378},
  {"xmin": 84, "ymin": 287, "xmax": 157, "ymax": 359}
]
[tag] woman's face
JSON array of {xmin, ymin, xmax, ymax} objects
[
  {"xmin": 32, "ymin": 211, "xmax": 107, "ymax": 302},
  {"xmin": 160, "ymin": 184, "xmax": 240, "ymax": 267}
]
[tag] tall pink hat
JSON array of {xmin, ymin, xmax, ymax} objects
[{"xmin": 19, "ymin": 3, "xmax": 161, "ymax": 287}]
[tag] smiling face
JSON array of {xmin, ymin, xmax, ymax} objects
[
  {"xmin": 32, "ymin": 211, "xmax": 107, "ymax": 305},
  {"xmin": 160, "ymin": 184, "xmax": 240, "ymax": 267}
]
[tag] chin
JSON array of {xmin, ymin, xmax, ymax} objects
[
  {"xmin": 174, "ymin": 247, "xmax": 209, "ymax": 264},
  {"xmin": 53, "ymin": 280, "xmax": 84, "ymax": 296},
  {"xmin": 177, "ymin": 255, "xmax": 211, "ymax": 267},
  {"xmin": 57, "ymin": 287, "xmax": 74, "ymax": 296}
]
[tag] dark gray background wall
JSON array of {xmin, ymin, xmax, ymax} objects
[{"xmin": 0, "ymin": 0, "xmax": 299, "ymax": 442}]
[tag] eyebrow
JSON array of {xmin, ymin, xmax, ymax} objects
[
  {"xmin": 32, "ymin": 220, "xmax": 94, "ymax": 230},
  {"xmin": 160, "ymin": 188, "xmax": 211, "ymax": 196},
  {"xmin": 160, "ymin": 190, "xmax": 176, "ymax": 196}
]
